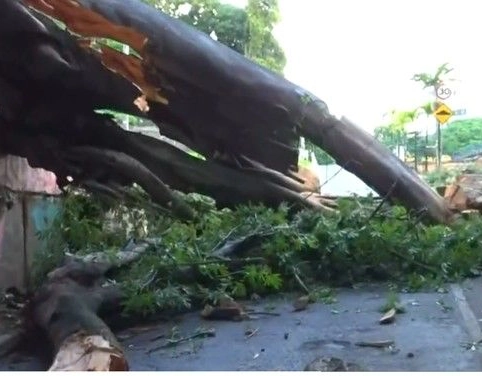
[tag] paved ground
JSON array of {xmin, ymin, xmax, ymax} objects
[{"xmin": 1, "ymin": 281, "xmax": 482, "ymax": 371}]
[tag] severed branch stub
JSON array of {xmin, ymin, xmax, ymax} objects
[{"xmin": 26, "ymin": 240, "xmax": 150, "ymax": 371}]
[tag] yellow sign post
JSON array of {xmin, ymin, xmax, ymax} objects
[{"xmin": 433, "ymin": 103, "xmax": 453, "ymax": 124}]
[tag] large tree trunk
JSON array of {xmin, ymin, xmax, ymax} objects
[{"xmin": 299, "ymin": 103, "xmax": 454, "ymax": 223}]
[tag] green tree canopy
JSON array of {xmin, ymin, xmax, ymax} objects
[
  {"xmin": 442, "ymin": 118, "xmax": 482, "ymax": 156},
  {"xmin": 374, "ymin": 109, "xmax": 419, "ymax": 156},
  {"xmin": 245, "ymin": 0, "xmax": 286, "ymax": 73},
  {"xmin": 412, "ymin": 62, "xmax": 454, "ymax": 89},
  {"xmin": 143, "ymin": 0, "xmax": 285, "ymax": 73}
]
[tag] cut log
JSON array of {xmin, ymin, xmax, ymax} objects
[
  {"xmin": 48, "ymin": 331, "xmax": 127, "ymax": 371},
  {"xmin": 29, "ymin": 274, "xmax": 127, "ymax": 371},
  {"xmin": 26, "ymin": 241, "xmax": 149, "ymax": 371},
  {"xmin": 444, "ymin": 174, "xmax": 482, "ymax": 211}
]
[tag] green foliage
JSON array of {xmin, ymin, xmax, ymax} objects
[
  {"xmin": 150, "ymin": 0, "xmax": 248, "ymax": 55},
  {"xmin": 34, "ymin": 188, "xmax": 482, "ymax": 318},
  {"xmin": 374, "ymin": 109, "xmax": 420, "ymax": 155},
  {"xmin": 422, "ymin": 167, "xmax": 461, "ymax": 187},
  {"xmin": 422, "ymin": 163, "xmax": 482, "ymax": 187},
  {"xmin": 376, "ymin": 63, "xmax": 457, "ymax": 159},
  {"xmin": 143, "ymin": 0, "xmax": 286, "ymax": 74},
  {"xmin": 245, "ymin": 0, "xmax": 286, "ymax": 73},
  {"xmin": 379, "ymin": 291, "xmax": 405, "ymax": 313},
  {"xmin": 412, "ymin": 63, "xmax": 453, "ymax": 89},
  {"xmin": 441, "ymin": 118, "xmax": 482, "ymax": 156}
]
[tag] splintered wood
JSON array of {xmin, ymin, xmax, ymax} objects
[
  {"xmin": 48, "ymin": 332, "xmax": 128, "ymax": 371},
  {"xmin": 26, "ymin": 0, "xmax": 168, "ymax": 109},
  {"xmin": 444, "ymin": 174, "xmax": 482, "ymax": 211},
  {"xmin": 100, "ymin": 46, "xmax": 168, "ymax": 107},
  {"xmin": 25, "ymin": 0, "xmax": 146, "ymax": 51}
]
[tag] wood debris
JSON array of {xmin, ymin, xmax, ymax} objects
[{"xmin": 379, "ymin": 308, "xmax": 397, "ymax": 325}]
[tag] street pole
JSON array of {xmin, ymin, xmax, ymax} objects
[
  {"xmin": 414, "ymin": 132, "xmax": 418, "ymax": 172},
  {"xmin": 436, "ymin": 120, "xmax": 442, "ymax": 169},
  {"xmin": 433, "ymin": 83, "xmax": 442, "ymax": 169},
  {"xmin": 424, "ymin": 126, "xmax": 428, "ymax": 172},
  {"xmin": 122, "ymin": 44, "xmax": 130, "ymax": 131}
]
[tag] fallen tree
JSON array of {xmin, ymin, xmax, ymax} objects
[{"xmin": 0, "ymin": 0, "xmax": 453, "ymax": 223}]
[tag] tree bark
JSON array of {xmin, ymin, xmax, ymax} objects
[
  {"xmin": 1, "ymin": 0, "xmax": 454, "ymax": 224},
  {"xmin": 444, "ymin": 174, "xmax": 482, "ymax": 212},
  {"xmin": 299, "ymin": 101, "xmax": 454, "ymax": 223},
  {"xmin": 27, "ymin": 241, "xmax": 150, "ymax": 371}
]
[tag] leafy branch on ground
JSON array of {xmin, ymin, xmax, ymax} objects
[{"xmin": 32, "ymin": 187, "xmax": 482, "ymax": 318}]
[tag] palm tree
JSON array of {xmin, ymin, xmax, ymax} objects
[{"xmin": 411, "ymin": 63, "xmax": 455, "ymax": 168}]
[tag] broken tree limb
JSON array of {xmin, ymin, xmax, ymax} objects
[
  {"xmin": 62, "ymin": 146, "xmax": 194, "ymax": 220},
  {"xmin": 1, "ymin": 122, "xmax": 335, "ymax": 213},
  {"xmin": 27, "ymin": 240, "xmax": 150, "ymax": 371}
]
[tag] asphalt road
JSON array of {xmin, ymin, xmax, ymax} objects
[{"xmin": 2, "ymin": 282, "xmax": 481, "ymax": 371}]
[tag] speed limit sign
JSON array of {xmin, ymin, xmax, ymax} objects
[{"xmin": 436, "ymin": 84, "xmax": 452, "ymax": 100}]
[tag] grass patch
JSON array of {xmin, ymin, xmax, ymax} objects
[
  {"xmin": 33, "ymin": 187, "xmax": 482, "ymax": 318},
  {"xmin": 379, "ymin": 291, "xmax": 405, "ymax": 314}
]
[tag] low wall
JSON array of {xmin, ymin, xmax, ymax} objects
[
  {"xmin": 0, "ymin": 194, "xmax": 60, "ymax": 291},
  {"xmin": 0, "ymin": 155, "xmax": 61, "ymax": 291}
]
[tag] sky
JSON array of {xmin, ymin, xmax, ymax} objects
[{"xmin": 224, "ymin": 0, "xmax": 482, "ymax": 134}]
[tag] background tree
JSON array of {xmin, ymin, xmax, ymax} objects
[
  {"xmin": 147, "ymin": 0, "xmax": 248, "ymax": 55},
  {"xmin": 412, "ymin": 63, "xmax": 454, "ymax": 90},
  {"xmin": 374, "ymin": 109, "xmax": 418, "ymax": 158},
  {"xmin": 441, "ymin": 118, "xmax": 482, "ymax": 157},
  {"xmin": 245, "ymin": 0, "xmax": 286, "ymax": 73},
  {"xmin": 144, "ymin": 0, "xmax": 285, "ymax": 72}
]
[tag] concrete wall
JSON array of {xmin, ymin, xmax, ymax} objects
[
  {"xmin": 0, "ymin": 194, "xmax": 60, "ymax": 291},
  {"xmin": 0, "ymin": 155, "xmax": 59, "ymax": 194},
  {"xmin": 0, "ymin": 155, "xmax": 61, "ymax": 291}
]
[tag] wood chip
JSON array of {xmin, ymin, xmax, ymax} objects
[
  {"xmin": 355, "ymin": 340, "xmax": 395, "ymax": 348},
  {"xmin": 245, "ymin": 327, "xmax": 259, "ymax": 339},
  {"xmin": 134, "ymin": 95, "xmax": 150, "ymax": 113},
  {"xmin": 292, "ymin": 295, "xmax": 310, "ymax": 312},
  {"xmin": 379, "ymin": 308, "xmax": 396, "ymax": 325},
  {"xmin": 200, "ymin": 304, "xmax": 243, "ymax": 321}
]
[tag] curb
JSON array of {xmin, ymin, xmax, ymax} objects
[{"xmin": 450, "ymin": 284, "xmax": 482, "ymax": 343}]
